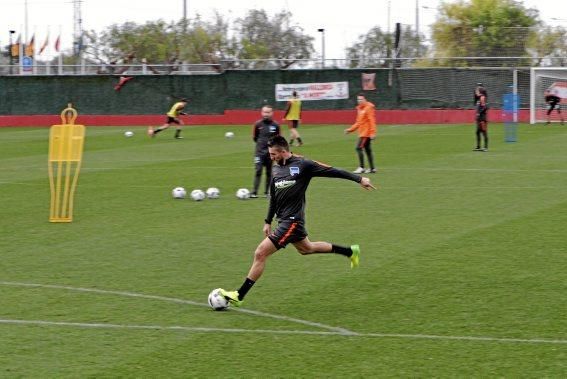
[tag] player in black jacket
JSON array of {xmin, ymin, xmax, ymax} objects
[
  {"xmin": 251, "ymin": 105, "xmax": 280, "ymax": 198},
  {"xmin": 545, "ymin": 90, "xmax": 564, "ymax": 125},
  {"xmin": 220, "ymin": 136, "xmax": 376, "ymax": 306},
  {"xmin": 473, "ymin": 87, "xmax": 489, "ymax": 151}
]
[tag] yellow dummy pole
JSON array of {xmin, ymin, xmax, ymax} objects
[{"xmin": 48, "ymin": 103, "xmax": 85, "ymax": 222}]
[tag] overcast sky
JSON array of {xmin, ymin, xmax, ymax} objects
[{"xmin": 1, "ymin": 0, "xmax": 566, "ymax": 60}]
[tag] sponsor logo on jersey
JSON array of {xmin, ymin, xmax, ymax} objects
[
  {"xmin": 290, "ymin": 166, "xmax": 300, "ymax": 176},
  {"xmin": 275, "ymin": 179, "xmax": 296, "ymax": 189},
  {"xmin": 270, "ymin": 125, "xmax": 277, "ymax": 133}
]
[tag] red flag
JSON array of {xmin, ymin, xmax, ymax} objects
[
  {"xmin": 114, "ymin": 76, "xmax": 134, "ymax": 91},
  {"xmin": 362, "ymin": 73, "xmax": 376, "ymax": 91},
  {"xmin": 39, "ymin": 33, "xmax": 49, "ymax": 55},
  {"xmin": 25, "ymin": 34, "xmax": 35, "ymax": 56},
  {"xmin": 54, "ymin": 34, "xmax": 61, "ymax": 52}
]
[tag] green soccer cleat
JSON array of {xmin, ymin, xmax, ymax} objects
[
  {"xmin": 219, "ymin": 289, "xmax": 243, "ymax": 307},
  {"xmin": 350, "ymin": 245, "xmax": 360, "ymax": 269}
]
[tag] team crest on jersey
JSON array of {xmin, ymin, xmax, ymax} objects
[
  {"xmin": 270, "ymin": 125, "xmax": 277, "ymax": 132},
  {"xmin": 289, "ymin": 166, "xmax": 300, "ymax": 176}
]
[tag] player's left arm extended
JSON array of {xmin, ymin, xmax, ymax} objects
[
  {"xmin": 308, "ymin": 160, "xmax": 376, "ymax": 190},
  {"xmin": 308, "ymin": 160, "xmax": 361, "ymax": 182}
]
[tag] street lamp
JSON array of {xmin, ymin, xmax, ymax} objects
[
  {"xmin": 9, "ymin": 30, "xmax": 16, "ymax": 75},
  {"xmin": 317, "ymin": 28, "xmax": 325, "ymax": 69}
]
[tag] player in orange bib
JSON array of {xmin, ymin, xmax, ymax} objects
[{"xmin": 345, "ymin": 93, "xmax": 377, "ymax": 173}]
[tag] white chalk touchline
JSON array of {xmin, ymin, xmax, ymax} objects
[
  {"xmin": 2, "ymin": 281, "xmax": 566, "ymax": 345},
  {"xmin": 1, "ymin": 319, "xmax": 566, "ymax": 345},
  {"xmin": 0, "ymin": 281, "xmax": 354, "ymax": 335}
]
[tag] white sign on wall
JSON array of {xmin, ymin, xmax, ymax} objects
[{"xmin": 275, "ymin": 82, "xmax": 349, "ymax": 101}]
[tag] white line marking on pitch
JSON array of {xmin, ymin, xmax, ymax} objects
[
  {"xmin": 0, "ymin": 281, "xmax": 355, "ymax": 335},
  {"xmin": 0, "ymin": 319, "xmax": 565, "ymax": 345},
  {"xmin": 2, "ymin": 281, "xmax": 566, "ymax": 344}
]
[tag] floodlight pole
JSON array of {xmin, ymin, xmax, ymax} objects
[
  {"xmin": 318, "ymin": 28, "xmax": 325, "ymax": 69},
  {"xmin": 9, "ymin": 30, "xmax": 15, "ymax": 75},
  {"xmin": 183, "ymin": 0, "xmax": 188, "ymax": 31}
]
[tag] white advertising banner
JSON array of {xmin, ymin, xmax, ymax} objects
[
  {"xmin": 549, "ymin": 81, "xmax": 567, "ymax": 103},
  {"xmin": 275, "ymin": 81, "xmax": 349, "ymax": 101}
]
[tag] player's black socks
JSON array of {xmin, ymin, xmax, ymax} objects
[
  {"xmin": 174, "ymin": 129, "xmax": 181, "ymax": 138},
  {"xmin": 297, "ymin": 137, "xmax": 303, "ymax": 144},
  {"xmin": 238, "ymin": 278, "xmax": 256, "ymax": 300},
  {"xmin": 154, "ymin": 128, "xmax": 163, "ymax": 134},
  {"xmin": 332, "ymin": 244, "xmax": 352, "ymax": 257},
  {"xmin": 289, "ymin": 139, "xmax": 295, "ymax": 145}
]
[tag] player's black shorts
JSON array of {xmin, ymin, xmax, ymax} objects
[
  {"xmin": 289, "ymin": 120, "xmax": 299, "ymax": 128},
  {"xmin": 547, "ymin": 103, "xmax": 561, "ymax": 114},
  {"xmin": 268, "ymin": 219, "xmax": 308, "ymax": 249},
  {"xmin": 476, "ymin": 111, "xmax": 487, "ymax": 122},
  {"xmin": 166, "ymin": 116, "xmax": 180, "ymax": 124}
]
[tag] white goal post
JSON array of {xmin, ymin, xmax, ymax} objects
[{"xmin": 530, "ymin": 67, "xmax": 567, "ymax": 124}]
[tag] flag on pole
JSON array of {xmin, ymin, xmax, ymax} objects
[
  {"xmin": 54, "ymin": 34, "xmax": 61, "ymax": 52},
  {"xmin": 11, "ymin": 34, "xmax": 21, "ymax": 57},
  {"xmin": 25, "ymin": 34, "xmax": 35, "ymax": 56},
  {"xmin": 39, "ymin": 33, "xmax": 49, "ymax": 55}
]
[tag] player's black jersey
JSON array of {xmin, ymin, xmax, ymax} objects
[
  {"xmin": 253, "ymin": 119, "xmax": 280, "ymax": 155},
  {"xmin": 476, "ymin": 90, "xmax": 488, "ymax": 113},
  {"xmin": 265, "ymin": 155, "xmax": 361, "ymax": 223},
  {"xmin": 474, "ymin": 88, "xmax": 488, "ymax": 106},
  {"xmin": 546, "ymin": 94, "xmax": 561, "ymax": 105}
]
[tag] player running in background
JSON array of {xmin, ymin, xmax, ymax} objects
[
  {"xmin": 251, "ymin": 105, "xmax": 281, "ymax": 198},
  {"xmin": 219, "ymin": 135, "xmax": 376, "ymax": 306},
  {"xmin": 283, "ymin": 91, "xmax": 303, "ymax": 146},
  {"xmin": 148, "ymin": 99, "xmax": 188, "ymax": 139},
  {"xmin": 345, "ymin": 93, "xmax": 377, "ymax": 173},
  {"xmin": 473, "ymin": 87, "xmax": 489, "ymax": 152},
  {"xmin": 544, "ymin": 90, "xmax": 564, "ymax": 125}
]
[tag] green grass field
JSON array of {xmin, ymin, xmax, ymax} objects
[{"xmin": 1, "ymin": 123, "xmax": 566, "ymax": 377}]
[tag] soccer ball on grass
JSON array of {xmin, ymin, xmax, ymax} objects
[
  {"xmin": 206, "ymin": 187, "xmax": 220, "ymax": 199},
  {"xmin": 190, "ymin": 189, "xmax": 206, "ymax": 201},
  {"xmin": 172, "ymin": 187, "xmax": 186, "ymax": 199},
  {"xmin": 236, "ymin": 188, "xmax": 250, "ymax": 200},
  {"xmin": 208, "ymin": 288, "xmax": 229, "ymax": 311}
]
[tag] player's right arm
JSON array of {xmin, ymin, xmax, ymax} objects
[
  {"xmin": 264, "ymin": 181, "xmax": 276, "ymax": 235},
  {"xmin": 252, "ymin": 122, "xmax": 259, "ymax": 142},
  {"xmin": 283, "ymin": 101, "xmax": 291, "ymax": 119}
]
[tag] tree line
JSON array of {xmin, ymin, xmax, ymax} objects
[{"xmin": 4, "ymin": 0, "xmax": 563, "ymax": 68}]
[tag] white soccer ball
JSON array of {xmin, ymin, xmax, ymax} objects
[
  {"xmin": 172, "ymin": 187, "xmax": 186, "ymax": 199},
  {"xmin": 208, "ymin": 288, "xmax": 229, "ymax": 311},
  {"xmin": 225, "ymin": 131, "xmax": 234, "ymax": 139},
  {"xmin": 236, "ymin": 188, "xmax": 250, "ymax": 200},
  {"xmin": 124, "ymin": 131, "xmax": 134, "ymax": 137},
  {"xmin": 190, "ymin": 189, "xmax": 206, "ymax": 201},
  {"xmin": 206, "ymin": 187, "xmax": 220, "ymax": 199}
]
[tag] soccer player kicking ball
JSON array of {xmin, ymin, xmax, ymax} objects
[{"xmin": 220, "ymin": 135, "xmax": 376, "ymax": 306}]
